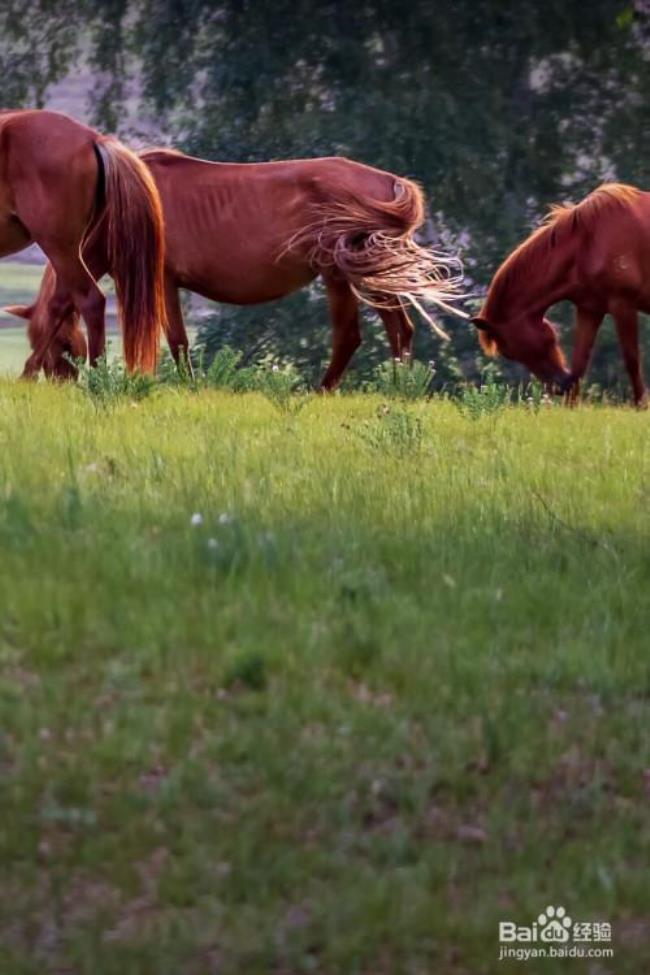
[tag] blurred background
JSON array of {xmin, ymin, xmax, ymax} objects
[{"xmin": 1, "ymin": 0, "xmax": 649, "ymax": 390}]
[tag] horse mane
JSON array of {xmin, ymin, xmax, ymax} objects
[{"xmin": 482, "ymin": 182, "xmax": 642, "ymax": 324}]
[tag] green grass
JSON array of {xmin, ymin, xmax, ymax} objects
[
  {"xmin": 0, "ymin": 327, "xmax": 30, "ymax": 375},
  {"xmin": 0, "ymin": 383, "xmax": 648, "ymax": 973}
]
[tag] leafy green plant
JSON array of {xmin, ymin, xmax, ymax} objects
[
  {"xmin": 70, "ymin": 353, "xmax": 156, "ymax": 405},
  {"xmin": 368, "ymin": 357, "xmax": 436, "ymax": 400},
  {"xmin": 356, "ymin": 404, "xmax": 424, "ymax": 455},
  {"xmin": 157, "ymin": 348, "xmax": 202, "ymax": 391},
  {"xmin": 516, "ymin": 379, "xmax": 552, "ymax": 413},
  {"xmin": 206, "ymin": 347, "xmax": 259, "ymax": 392},
  {"xmin": 223, "ymin": 651, "xmax": 267, "ymax": 691},
  {"xmin": 257, "ymin": 361, "xmax": 309, "ymax": 415},
  {"xmin": 453, "ymin": 376, "xmax": 510, "ymax": 420}
]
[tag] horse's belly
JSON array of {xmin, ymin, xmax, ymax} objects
[
  {"xmin": 179, "ymin": 259, "xmax": 316, "ymax": 306},
  {"xmin": 0, "ymin": 212, "xmax": 31, "ymax": 258}
]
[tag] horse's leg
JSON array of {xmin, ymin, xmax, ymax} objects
[
  {"xmin": 320, "ymin": 278, "xmax": 361, "ymax": 391},
  {"xmin": 377, "ymin": 300, "xmax": 415, "ymax": 360},
  {"xmin": 567, "ymin": 307, "xmax": 603, "ymax": 403},
  {"xmin": 612, "ymin": 304, "xmax": 647, "ymax": 407},
  {"xmin": 163, "ymin": 277, "xmax": 192, "ymax": 374}
]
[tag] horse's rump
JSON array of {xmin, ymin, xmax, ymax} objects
[{"xmin": 288, "ymin": 171, "xmax": 464, "ymax": 337}]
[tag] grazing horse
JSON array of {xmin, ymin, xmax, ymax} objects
[
  {"xmin": 11, "ymin": 150, "xmax": 464, "ymax": 389},
  {"xmin": 471, "ymin": 183, "xmax": 650, "ymax": 405},
  {"xmin": 0, "ymin": 109, "xmax": 165, "ymax": 373}
]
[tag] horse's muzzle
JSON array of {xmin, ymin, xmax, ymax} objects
[{"xmin": 554, "ymin": 370, "xmax": 575, "ymax": 395}]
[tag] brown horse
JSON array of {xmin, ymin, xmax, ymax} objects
[
  {"xmin": 0, "ymin": 109, "xmax": 165, "ymax": 373},
  {"xmin": 11, "ymin": 149, "xmax": 464, "ymax": 389},
  {"xmin": 472, "ymin": 183, "xmax": 650, "ymax": 405}
]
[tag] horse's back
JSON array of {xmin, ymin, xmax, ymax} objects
[
  {"xmin": 581, "ymin": 190, "xmax": 650, "ymax": 303},
  {"xmin": 144, "ymin": 150, "xmax": 398, "ymax": 204}
]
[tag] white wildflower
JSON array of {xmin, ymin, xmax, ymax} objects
[{"xmin": 190, "ymin": 512, "xmax": 204, "ymax": 527}]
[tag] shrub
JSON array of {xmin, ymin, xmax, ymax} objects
[
  {"xmin": 453, "ymin": 376, "xmax": 510, "ymax": 420},
  {"xmin": 356, "ymin": 404, "xmax": 424, "ymax": 455},
  {"xmin": 70, "ymin": 353, "xmax": 156, "ymax": 406},
  {"xmin": 257, "ymin": 362, "xmax": 309, "ymax": 415},
  {"xmin": 368, "ymin": 357, "xmax": 436, "ymax": 400}
]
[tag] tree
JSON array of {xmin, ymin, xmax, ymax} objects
[{"xmin": 9, "ymin": 2, "xmax": 650, "ymax": 386}]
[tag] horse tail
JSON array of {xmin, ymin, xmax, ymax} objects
[
  {"xmin": 288, "ymin": 177, "xmax": 466, "ymax": 339},
  {"xmin": 95, "ymin": 138, "xmax": 166, "ymax": 372}
]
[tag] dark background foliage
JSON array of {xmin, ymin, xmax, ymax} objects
[{"xmin": 3, "ymin": 1, "xmax": 650, "ymax": 387}]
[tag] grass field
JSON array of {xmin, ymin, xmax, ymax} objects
[{"xmin": 0, "ymin": 381, "xmax": 648, "ymax": 974}]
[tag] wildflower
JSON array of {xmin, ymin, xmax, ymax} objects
[
  {"xmin": 190, "ymin": 512, "xmax": 204, "ymax": 527},
  {"xmin": 207, "ymin": 537, "xmax": 219, "ymax": 550},
  {"xmin": 218, "ymin": 512, "xmax": 233, "ymax": 525}
]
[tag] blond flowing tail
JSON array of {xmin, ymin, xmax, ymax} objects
[
  {"xmin": 288, "ymin": 178, "xmax": 466, "ymax": 339},
  {"xmin": 95, "ymin": 139, "xmax": 167, "ymax": 372}
]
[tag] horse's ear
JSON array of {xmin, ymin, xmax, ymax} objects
[
  {"xmin": 471, "ymin": 316, "xmax": 491, "ymax": 331},
  {"xmin": 4, "ymin": 304, "xmax": 32, "ymax": 320},
  {"xmin": 471, "ymin": 317, "xmax": 498, "ymax": 356}
]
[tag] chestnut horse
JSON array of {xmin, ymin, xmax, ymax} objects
[
  {"xmin": 12, "ymin": 149, "xmax": 464, "ymax": 389},
  {"xmin": 472, "ymin": 183, "xmax": 650, "ymax": 405},
  {"xmin": 0, "ymin": 109, "xmax": 165, "ymax": 372}
]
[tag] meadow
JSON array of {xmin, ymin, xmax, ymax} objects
[{"xmin": 0, "ymin": 374, "xmax": 648, "ymax": 974}]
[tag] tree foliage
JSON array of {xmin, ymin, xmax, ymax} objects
[{"xmin": 3, "ymin": 2, "xmax": 650, "ymax": 385}]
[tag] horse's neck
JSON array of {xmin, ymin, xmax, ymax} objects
[{"xmin": 493, "ymin": 231, "xmax": 581, "ymax": 319}]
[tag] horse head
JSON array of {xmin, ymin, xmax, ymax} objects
[{"xmin": 472, "ymin": 314, "xmax": 572, "ymax": 391}]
